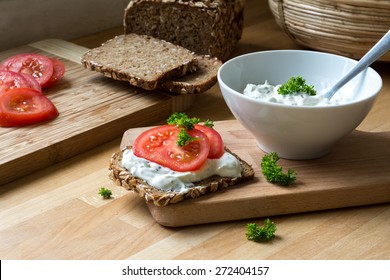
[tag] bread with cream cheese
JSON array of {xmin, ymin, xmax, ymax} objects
[{"xmin": 109, "ymin": 146, "xmax": 254, "ymax": 206}]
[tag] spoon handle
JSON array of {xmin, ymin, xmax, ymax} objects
[{"xmin": 325, "ymin": 30, "xmax": 390, "ymax": 99}]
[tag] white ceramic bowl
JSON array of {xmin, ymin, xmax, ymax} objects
[{"xmin": 218, "ymin": 50, "xmax": 383, "ymax": 159}]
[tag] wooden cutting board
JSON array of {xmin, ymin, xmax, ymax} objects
[
  {"xmin": 120, "ymin": 120, "xmax": 390, "ymax": 227},
  {"xmin": 0, "ymin": 39, "xmax": 194, "ymax": 185}
]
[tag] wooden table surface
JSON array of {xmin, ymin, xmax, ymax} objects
[{"xmin": 1, "ymin": 0, "xmax": 389, "ymax": 260}]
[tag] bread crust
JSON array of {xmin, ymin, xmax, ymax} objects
[{"xmin": 109, "ymin": 146, "xmax": 254, "ymax": 206}]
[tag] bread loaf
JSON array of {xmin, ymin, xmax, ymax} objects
[
  {"xmin": 109, "ymin": 146, "xmax": 254, "ymax": 206},
  {"xmin": 124, "ymin": 0, "xmax": 245, "ymax": 61},
  {"xmin": 81, "ymin": 34, "xmax": 198, "ymax": 90}
]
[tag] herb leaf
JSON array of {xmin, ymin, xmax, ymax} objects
[
  {"xmin": 246, "ymin": 218, "xmax": 277, "ymax": 242},
  {"xmin": 261, "ymin": 152, "xmax": 297, "ymax": 186},
  {"xmin": 176, "ymin": 128, "xmax": 198, "ymax": 147},
  {"xmin": 203, "ymin": 119, "xmax": 214, "ymax": 128},
  {"xmin": 99, "ymin": 187, "xmax": 112, "ymax": 199},
  {"xmin": 277, "ymin": 76, "xmax": 316, "ymax": 96},
  {"xmin": 167, "ymin": 112, "xmax": 200, "ymax": 130}
]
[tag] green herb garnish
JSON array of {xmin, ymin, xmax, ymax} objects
[
  {"xmin": 261, "ymin": 152, "xmax": 297, "ymax": 186},
  {"xmin": 277, "ymin": 76, "xmax": 316, "ymax": 96},
  {"xmin": 167, "ymin": 112, "xmax": 200, "ymax": 130},
  {"xmin": 176, "ymin": 128, "xmax": 198, "ymax": 147},
  {"xmin": 99, "ymin": 187, "xmax": 112, "ymax": 199},
  {"xmin": 203, "ymin": 119, "xmax": 214, "ymax": 128},
  {"xmin": 246, "ymin": 218, "xmax": 277, "ymax": 242}
]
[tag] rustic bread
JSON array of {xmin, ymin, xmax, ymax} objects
[
  {"xmin": 124, "ymin": 0, "xmax": 245, "ymax": 61},
  {"xmin": 81, "ymin": 34, "xmax": 198, "ymax": 90},
  {"xmin": 109, "ymin": 146, "xmax": 254, "ymax": 206},
  {"xmin": 159, "ymin": 55, "xmax": 222, "ymax": 94}
]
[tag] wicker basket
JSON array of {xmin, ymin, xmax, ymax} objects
[{"xmin": 268, "ymin": 0, "xmax": 390, "ymax": 61}]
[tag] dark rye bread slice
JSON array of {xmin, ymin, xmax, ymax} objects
[
  {"xmin": 158, "ymin": 55, "xmax": 222, "ymax": 94},
  {"xmin": 81, "ymin": 34, "xmax": 198, "ymax": 90},
  {"xmin": 124, "ymin": 0, "xmax": 245, "ymax": 61},
  {"xmin": 109, "ymin": 146, "xmax": 255, "ymax": 206}
]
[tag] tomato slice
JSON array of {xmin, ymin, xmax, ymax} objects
[
  {"xmin": 0, "ymin": 53, "xmax": 54, "ymax": 87},
  {"xmin": 0, "ymin": 70, "xmax": 36, "ymax": 93},
  {"xmin": 44, "ymin": 58, "xmax": 65, "ymax": 88},
  {"xmin": 194, "ymin": 124, "xmax": 225, "ymax": 159},
  {"xmin": 0, "ymin": 87, "xmax": 58, "ymax": 127},
  {"xmin": 133, "ymin": 125, "xmax": 210, "ymax": 172},
  {"xmin": 19, "ymin": 72, "xmax": 42, "ymax": 92}
]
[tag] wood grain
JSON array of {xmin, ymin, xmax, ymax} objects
[
  {"xmin": 0, "ymin": 40, "xmax": 194, "ymax": 185},
  {"xmin": 119, "ymin": 120, "xmax": 390, "ymax": 227}
]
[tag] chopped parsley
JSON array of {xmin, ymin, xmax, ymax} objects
[
  {"xmin": 167, "ymin": 112, "xmax": 200, "ymax": 130},
  {"xmin": 99, "ymin": 187, "xmax": 112, "ymax": 199},
  {"xmin": 246, "ymin": 218, "xmax": 277, "ymax": 242},
  {"xmin": 176, "ymin": 128, "xmax": 199, "ymax": 147},
  {"xmin": 167, "ymin": 112, "xmax": 215, "ymax": 147},
  {"xmin": 278, "ymin": 76, "xmax": 316, "ymax": 96},
  {"xmin": 203, "ymin": 119, "xmax": 214, "ymax": 128},
  {"xmin": 261, "ymin": 152, "xmax": 297, "ymax": 186}
]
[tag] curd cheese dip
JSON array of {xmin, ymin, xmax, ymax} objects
[
  {"xmin": 121, "ymin": 149, "xmax": 242, "ymax": 193},
  {"xmin": 243, "ymin": 80, "xmax": 351, "ymax": 106}
]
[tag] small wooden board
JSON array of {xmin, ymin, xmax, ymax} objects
[
  {"xmin": 120, "ymin": 120, "xmax": 390, "ymax": 227},
  {"xmin": 0, "ymin": 39, "xmax": 194, "ymax": 185}
]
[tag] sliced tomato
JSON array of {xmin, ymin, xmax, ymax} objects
[
  {"xmin": 194, "ymin": 124, "xmax": 225, "ymax": 159},
  {"xmin": 0, "ymin": 53, "xmax": 54, "ymax": 87},
  {"xmin": 0, "ymin": 70, "xmax": 37, "ymax": 93},
  {"xmin": 133, "ymin": 125, "xmax": 210, "ymax": 172},
  {"xmin": 44, "ymin": 58, "xmax": 65, "ymax": 88},
  {"xmin": 19, "ymin": 72, "xmax": 42, "ymax": 92},
  {"xmin": 0, "ymin": 87, "xmax": 58, "ymax": 127}
]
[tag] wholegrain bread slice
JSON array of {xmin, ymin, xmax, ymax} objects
[
  {"xmin": 158, "ymin": 55, "xmax": 222, "ymax": 94},
  {"xmin": 81, "ymin": 34, "xmax": 198, "ymax": 90},
  {"xmin": 109, "ymin": 146, "xmax": 254, "ymax": 206}
]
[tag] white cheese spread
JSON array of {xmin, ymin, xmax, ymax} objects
[
  {"xmin": 121, "ymin": 149, "xmax": 243, "ymax": 193},
  {"xmin": 243, "ymin": 80, "xmax": 351, "ymax": 106}
]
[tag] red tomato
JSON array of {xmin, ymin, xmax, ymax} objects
[
  {"xmin": 194, "ymin": 124, "xmax": 225, "ymax": 159},
  {"xmin": 0, "ymin": 87, "xmax": 58, "ymax": 127},
  {"xmin": 0, "ymin": 70, "xmax": 41, "ymax": 94},
  {"xmin": 1, "ymin": 70, "xmax": 30, "ymax": 93},
  {"xmin": 44, "ymin": 58, "xmax": 65, "ymax": 88},
  {"xmin": 0, "ymin": 53, "xmax": 54, "ymax": 87},
  {"xmin": 133, "ymin": 125, "xmax": 210, "ymax": 172},
  {"xmin": 19, "ymin": 73, "xmax": 42, "ymax": 92}
]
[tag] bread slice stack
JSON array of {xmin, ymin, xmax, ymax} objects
[
  {"xmin": 81, "ymin": 34, "xmax": 222, "ymax": 94},
  {"xmin": 109, "ymin": 146, "xmax": 255, "ymax": 206}
]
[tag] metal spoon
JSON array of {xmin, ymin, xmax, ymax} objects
[{"xmin": 324, "ymin": 30, "xmax": 390, "ymax": 100}]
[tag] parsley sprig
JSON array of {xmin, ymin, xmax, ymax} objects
[
  {"xmin": 177, "ymin": 128, "xmax": 199, "ymax": 147},
  {"xmin": 246, "ymin": 219, "xmax": 277, "ymax": 242},
  {"xmin": 278, "ymin": 76, "xmax": 316, "ymax": 96},
  {"xmin": 167, "ymin": 112, "xmax": 214, "ymax": 147},
  {"xmin": 203, "ymin": 119, "xmax": 214, "ymax": 128},
  {"xmin": 261, "ymin": 152, "xmax": 297, "ymax": 186},
  {"xmin": 167, "ymin": 112, "xmax": 200, "ymax": 130},
  {"xmin": 99, "ymin": 187, "xmax": 112, "ymax": 199}
]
